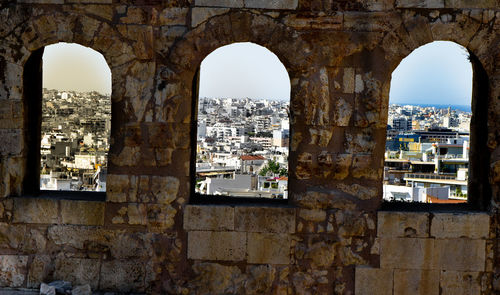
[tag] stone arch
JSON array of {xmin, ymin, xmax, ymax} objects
[
  {"xmin": 166, "ymin": 11, "xmax": 311, "ymax": 122},
  {"xmin": 21, "ymin": 41, "xmax": 114, "ymax": 195},
  {"xmin": 164, "ymin": 11, "xmax": 313, "ymax": 202},
  {"xmin": 11, "ymin": 11, "xmax": 157, "ymax": 183},
  {"xmin": 168, "ymin": 11, "xmax": 310, "ymax": 75},
  {"xmin": 382, "ymin": 23, "xmax": 493, "ymax": 209}
]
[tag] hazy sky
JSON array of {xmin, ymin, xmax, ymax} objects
[
  {"xmin": 43, "ymin": 43, "xmax": 111, "ymax": 94},
  {"xmin": 390, "ymin": 41, "xmax": 472, "ymax": 106},
  {"xmin": 43, "ymin": 41, "xmax": 472, "ymax": 105},
  {"xmin": 199, "ymin": 42, "xmax": 290, "ymax": 100}
]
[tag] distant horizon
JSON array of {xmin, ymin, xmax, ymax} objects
[
  {"xmin": 43, "ymin": 87, "xmax": 110, "ymax": 96},
  {"xmin": 389, "ymin": 102, "xmax": 471, "ymax": 112},
  {"xmin": 199, "ymin": 95, "xmax": 288, "ymax": 101}
]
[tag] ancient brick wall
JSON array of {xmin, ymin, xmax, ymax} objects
[{"xmin": 0, "ymin": 0, "xmax": 499, "ymax": 294}]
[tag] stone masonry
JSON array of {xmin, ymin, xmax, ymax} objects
[{"xmin": 0, "ymin": 0, "xmax": 500, "ymax": 294}]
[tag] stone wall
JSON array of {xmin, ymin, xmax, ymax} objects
[{"xmin": 0, "ymin": 0, "xmax": 499, "ymax": 294}]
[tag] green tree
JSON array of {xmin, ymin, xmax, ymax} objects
[{"xmin": 259, "ymin": 160, "xmax": 287, "ymax": 177}]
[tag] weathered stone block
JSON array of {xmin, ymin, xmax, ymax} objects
[
  {"xmin": 0, "ymin": 255, "xmax": 27, "ymax": 287},
  {"xmin": 298, "ymin": 209, "xmax": 326, "ymax": 222},
  {"xmin": 0, "ymin": 101, "xmax": 22, "ymax": 130},
  {"xmin": 119, "ymin": 6, "xmax": 149, "ymax": 24},
  {"xmin": 108, "ymin": 232, "xmax": 151, "ymax": 259},
  {"xmin": 0, "ymin": 129, "xmax": 22, "ymax": 156},
  {"xmin": 343, "ymin": 12, "xmax": 401, "ymax": 32},
  {"xmin": 344, "ymin": 128, "xmax": 376, "ymax": 154},
  {"xmin": 21, "ymin": 227, "xmax": 47, "ymax": 253},
  {"xmin": 110, "ymin": 147, "xmax": 140, "ymax": 168},
  {"xmin": 435, "ymin": 239, "xmax": 485, "ymax": 271},
  {"xmin": 393, "ymin": 269, "xmax": 439, "ymax": 295},
  {"xmin": 333, "ymin": 98, "xmax": 353, "ymax": 126},
  {"xmin": 66, "ymin": 0, "xmax": 112, "ymax": 3},
  {"xmin": 283, "ymin": 15, "xmax": 343, "ymax": 30},
  {"xmin": 337, "ymin": 183, "xmax": 377, "ymax": 201},
  {"xmin": 184, "ymin": 205, "xmax": 234, "ymax": 231},
  {"xmin": 112, "ymin": 203, "xmax": 147, "ymax": 225},
  {"xmin": 146, "ymin": 203, "xmax": 177, "ymax": 232},
  {"xmin": 380, "ymin": 238, "xmax": 437, "ymax": 269},
  {"xmin": 355, "ymin": 74, "xmax": 364, "ymax": 93},
  {"xmin": 54, "ymin": 257, "xmax": 100, "ymax": 290},
  {"xmin": 195, "ymin": 0, "xmax": 244, "ymax": 7},
  {"xmin": 235, "ymin": 206, "xmax": 295, "ymax": 233},
  {"xmin": 445, "ymin": 0, "xmax": 498, "ymax": 8},
  {"xmin": 299, "ymin": 237, "xmax": 337, "ymax": 267},
  {"xmin": 244, "ymin": 0, "xmax": 298, "ymax": 9},
  {"xmin": 188, "ymin": 231, "xmax": 246, "ymax": 261},
  {"xmin": 352, "ymin": 154, "xmax": 380, "ymax": 180},
  {"xmin": 295, "ymin": 190, "xmax": 358, "ymax": 210},
  {"xmin": 100, "ymin": 259, "xmax": 145, "ymax": 292},
  {"xmin": 378, "ymin": 211, "xmax": 429, "ymax": 238},
  {"xmin": 70, "ymin": 4, "xmax": 113, "ymax": 21},
  {"xmin": 13, "ymin": 198, "xmax": 59, "ymax": 224},
  {"xmin": 440, "ymin": 270, "xmax": 481, "ymax": 295},
  {"xmin": 191, "ymin": 262, "xmax": 244, "ymax": 293},
  {"xmin": 151, "ymin": 176, "xmax": 179, "ymax": 204},
  {"xmin": 365, "ymin": 0, "xmax": 395, "ymax": 11},
  {"xmin": 0, "ymin": 223, "xmax": 25, "ymax": 250},
  {"xmin": 247, "ymin": 233, "xmax": 290, "ymax": 264},
  {"xmin": 48, "ymin": 225, "xmax": 111, "ymax": 249},
  {"xmin": 343, "ymin": 68, "xmax": 355, "ymax": 94},
  {"xmin": 61, "ymin": 200, "xmax": 104, "ymax": 226},
  {"xmin": 27, "ymin": 255, "xmax": 51, "ymax": 288},
  {"xmin": 156, "ymin": 8, "xmax": 189, "ymax": 26},
  {"xmin": 431, "ymin": 213, "xmax": 489, "ymax": 239},
  {"xmin": 17, "ymin": 0, "xmax": 64, "ymax": 3},
  {"xmin": 355, "ymin": 267, "xmax": 392, "ymax": 295},
  {"xmin": 106, "ymin": 174, "xmax": 131, "ymax": 203},
  {"xmin": 191, "ymin": 7, "xmax": 230, "ymax": 27},
  {"xmin": 396, "ymin": 0, "xmax": 444, "ymax": 8}
]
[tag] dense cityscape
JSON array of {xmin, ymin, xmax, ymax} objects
[
  {"xmin": 40, "ymin": 88, "xmax": 110, "ymax": 191},
  {"xmin": 384, "ymin": 103, "xmax": 471, "ymax": 203},
  {"xmin": 39, "ymin": 91, "xmax": 471, "ymax": 203},
  {"xmin": 195, "ymin": 97, "xmax": 290, "ymax": 198}
]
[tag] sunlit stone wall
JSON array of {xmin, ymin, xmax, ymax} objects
[{"xmin": 0, "ymin": 0, "xmax": 499, "ymax": 293}]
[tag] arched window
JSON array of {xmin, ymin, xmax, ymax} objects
[
  {"xmin": 383, "ymin": 41, "xmax": 489, "ymax": 209},
  {"xmin": 23, "ymin": 43, "xmax": 111, "ymax": 196},
  {"xmin": 192, "ymin": 42, "xmax": 291, "ymax": 201},
  {"xmin": 385, "ymin": 41, "xmax": 472, "ymax": 203}
]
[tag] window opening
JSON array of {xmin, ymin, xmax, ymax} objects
[
  {"xmin": 193, "ymin": 42, "xmax": 291, "ymax": 200},
  {"xmin": 39, "ymin": 43, "xmax": 111, "ymax": 192},
  {"xmin": 384, "ymin": 41, "xmax": 473, "ymax": 204}
]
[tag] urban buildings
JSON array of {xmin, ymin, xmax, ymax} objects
[
  {"xmin": 40, "ymin": 88, "xmax": 110, "ymax": 191},
  {"xmin": 384, "ymin": 104, "xmax": 471, "ymax": 203},
  {"xmin": 195, "ymin": 97, "xmax": 289, "ymax": 199}
]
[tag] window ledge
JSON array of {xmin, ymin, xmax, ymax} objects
[
  {"xmin": 190, "ymin": 193, "xmax": 290, "ymax": 207},
  {"xmin": 10, "ymin": 195, "xmax": 105, "ymax": 226},
  {"xmin": 184, "ymin": 203, "xmax": 296, "ymax": 233},
  {"xmin": 379, "ymin": 201, "xmax": 484, "ymax": 212},
  {"xmin": 20, "ymin": 191, "xmax": 106, "ymax": 202}
]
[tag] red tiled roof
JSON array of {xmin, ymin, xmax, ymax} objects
[
  {"xmin": 240, "ymin": 155, "xmax": 266, "ymax": 161},
  {"xmin": 277, "ymin": 176, "xmax": 288, "ymax": 181}
]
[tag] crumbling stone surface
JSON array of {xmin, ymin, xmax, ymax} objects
[{"xmin": 0, "ymin": 1, "xmax": 498, "ymax": 294}]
